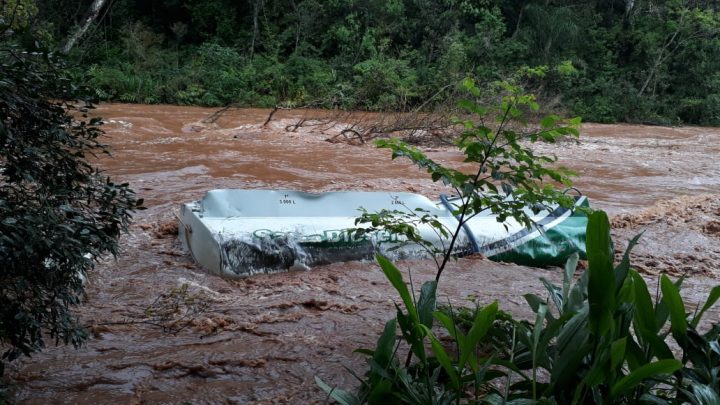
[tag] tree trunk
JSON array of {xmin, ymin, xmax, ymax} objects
[
  {"xmin": 250, "ymin": 0, "xmax": 260, "ymax": 60},
  {"xmin": 289, "ymin": 0, "xmax": 300, "ymax": 53},
  {"xmin": 638, "ymin": 19, "xmax": 681, "ymax": 97},
  {"xmin": 511, "ymin": 2, "xmax": 527, "ymax": 39},
  {"xmin": 60, "ymin": 0, "xmax": 109, "ymax": 54},
  {"xmin": 625, "ymin": 0, "xmax": 635, "ymax": 14}
]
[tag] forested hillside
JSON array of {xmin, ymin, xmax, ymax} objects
[{"xmin": 20, "ymin": 0, "xmax": 720, "ymax": 123}]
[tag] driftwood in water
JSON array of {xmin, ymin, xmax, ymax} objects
[
  {"xmin": 202, "ymin": 84, "xmax": 465, "ymax": 146},
  {"xmin": 290, "ymin": 109, "xmax": 459, "ymax": 146},
  {"xmin": 202, "ymin": 103, "xmax": 242, "ymax": 124},
  {"xmin": 203, "ymin": 101, "xmax": 324, "ymax": 126},
  {"xmin": 288, "ymin": 83, "xmax": 463, "ymax": 145}
]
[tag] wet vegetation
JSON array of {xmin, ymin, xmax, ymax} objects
[
  {"xmin": 0, "ymin": 6, "xmax": 141, "ymax": 376},
  {"xmin": 13, "ymin": 0, "xmax": 720, "ymax": 125},
  {"xmin": 320, "ymin": 215, "xmax": 720, "ymax": 404},
  {"xmin": 318, "ymin": 89, "xmax": 720, "ymax": 403}
]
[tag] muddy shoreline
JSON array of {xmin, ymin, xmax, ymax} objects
[{"xmin": 7, "ymin": 105, "xmax": 720, "ymax": 404}]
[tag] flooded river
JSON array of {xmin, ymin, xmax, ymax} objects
[{"xmin": 8, "ymin": 104, "xmax": 720, "ymax": 403}]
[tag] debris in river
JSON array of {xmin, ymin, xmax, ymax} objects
[
  {"xmin": 179, "ymin": 189, "xmax": 589, "ymax": 277},
  {"xmin": 89, "ymin": 283, "xmax": 212, "ymax": 335},
  {"xmin": 703, "ymin": 220, "xmax": 720, "ymax": 235},
  {"xmin": 153, "ymin": 219, "xmax": 180, "ymax": 239}
]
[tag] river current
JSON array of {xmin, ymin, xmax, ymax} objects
[{"xmin": 8, "ymin": 104, "xmax": 720, "ymax": 403}]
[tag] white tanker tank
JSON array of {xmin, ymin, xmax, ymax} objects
[{"xmin": 178, "ymin": 189, "xmax": 588, "ymax": 278}]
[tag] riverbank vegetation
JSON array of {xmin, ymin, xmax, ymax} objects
[
  {"xmin": 316, "ymin": 82, "xmax": 720, "ymax": 403},
  {"xmin": 320, "ymin": 215, "xmax": 720, "ymax": 404},
  {"xmin": 1, "ymin": 3, "xmax": 142, "ymax": 377},
  {"xmin": 17, "ymin": 0, "xmax": 720, "ymax": 125}
]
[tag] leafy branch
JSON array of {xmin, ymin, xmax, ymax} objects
[{"xmin": 359, "ymin": 77, "xmax": 580, "ymax": 283}]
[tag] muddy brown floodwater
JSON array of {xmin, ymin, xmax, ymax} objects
[{"xmin": 7, "ymin": 104, "xmax": 720, "ymax": 403}]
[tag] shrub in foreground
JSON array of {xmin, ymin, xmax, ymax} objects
[
  {"xmin": 318, "ymin": 211, "xmax": 720, "ymax": 404},
  {"xmin": 316, "ymin": 78, "xmax": 719, "ymax": 403},
  {"xmin": 0, "ymin": 24, "xmax": 142, "ymax": 374}
]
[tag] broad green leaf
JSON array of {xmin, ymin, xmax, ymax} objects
[
  {"xmin": 614, "ymin": 232, "xmax": 643, "ymax": 294},
  {"xmin": 586, "ymin": 211, "xmax": 614, "ymax": 262},
  {"xmin": 376, "ymin": 254, "xmax": 417, "ymax": 321},
  {"xmin": 460, "ymin": 301, "xmax": 498, "ymax": 371},
  {"xmin": 434, "ymin": 310, "xmax": 463, "ymax": 342},
  {"xmin": 625, "ymin": 338, "xmax": 646, "ymax": 372},
  {"xmin": 631, "ymin": 271, "xmax": 658, "ymax": 334},
  {"xmin": 540, "ymin": 115, "xmax": 559, "ymax": 129},
  {"xmin": 661, "ymin": 274, "xmax": 688, "ymax": 347},
  {"xmin": 532, "ymin": 303, "xmax": 548, "ymax": 356},
  {"xmin": 367, "ymin": 358, "xmax": 393, "ymax": 380},
  {"xmin": 583, "ymin": 359, "xmax": 606, "ymax": 388},
  {"xmin": 530, "ymin": 302, "xmax": 548, "ymax": 395},
  {"xmin": 353, "ymin": 348, "xmax": 374, "ymax": 356},
  {"xmin": 611, "ymin": 337, "xmax": 627, "ymax": 370},
  {"xmin": 315, "ymin": 376, "xmax": 361, "ymax": 405},
  {"xmin": 630, "ymin": 270, "xmax": 675, "ymax": 359},
  {"xmin": 567, "ymin": 270, "xmax": 589, "ymax": 313},
  {"xmin": 618, "ymin": 276, "xmax": 635, "ymax": 306},
  {"xmin": 417, "ymin": 280, "xmax": 437, "ymax": 329},
  {"xmin": 462, "ymin": 77, "xmax": 480, "ymax": 96},
  {"xmin": 645, "ymin": 334, "xmax": 674, "ymax": 362},
  {"xmin": 395, "ymin": 305, "xmax": 427, "ymax": 362},
  {"xmin": 609, "ymin": 359, "xmax": 681, "ymax": 398},
  {"xmin": 373, "ymin": 319, "xmax": 397, "ymax": 368},
  {"xmin": 630, "ymin": 271, "xmax": 674, "ymax": 360},
  {"xmin": 551, "ymin": 308, "xmax": 591, "ymax": 387},
  {"xmin": 537, "ymin": 312, "xmax": 577, "ymax": 363},
  {"xmin": 458, "ymin": 98, "xmax": 487, "ymax": 116},
  {"xmin": 523, "ymin": 293, "xmax": 545, "ymax": 314},
  {"xmin": 691, "ymin": 285, "xmax": 720, "ymax": 329},
  {"xmin": 420, "ymin": 325, "xmax": 460, "ymax": 389},
  {"xmin": 586, "ymin": 211, "xmax": 616, "ymax": 337},
  {"xmin": 655, "ymin": 276, "xmax": 684, "ymax": 329}
]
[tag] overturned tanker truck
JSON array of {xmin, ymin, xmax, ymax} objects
[{"xmin": 178, "ymin": 189, "xmax": 589, "ymax": 278}]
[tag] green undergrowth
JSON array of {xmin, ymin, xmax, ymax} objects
[{"xmin": 317, "ymin": 211, "xmax": 720, "ymax": 404}]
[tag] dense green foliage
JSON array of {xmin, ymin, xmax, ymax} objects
[
  {"xmin": 28, "ymin": 0, "xmax": 720, "ymax": 124},
  {"xmin": 319, "ymin": 214, "xmax": 720, "ymax": 404},
  {"xmin": 0, "ymin": 6, "xmax": 141, "ymax": 374}
]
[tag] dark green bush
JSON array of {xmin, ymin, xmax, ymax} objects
[
  {"xmin": 87, "ymin": 65, "xmax": 162, "ymax": 104},
  {"xmin": 0, "ymin": 23, "xmax": 141, "ymax": 374},
  {"xmin": 282, "ymin": 55, "xmax": 337, "ymax": 106},
  {"xmin": 352, "ymin": 57, "xmax": 420, "ymax": 111}
]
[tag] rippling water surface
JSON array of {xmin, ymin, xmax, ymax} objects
[{"xmin": 9, "ymin": 104, "xmax": 720, "ymax": 403}]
